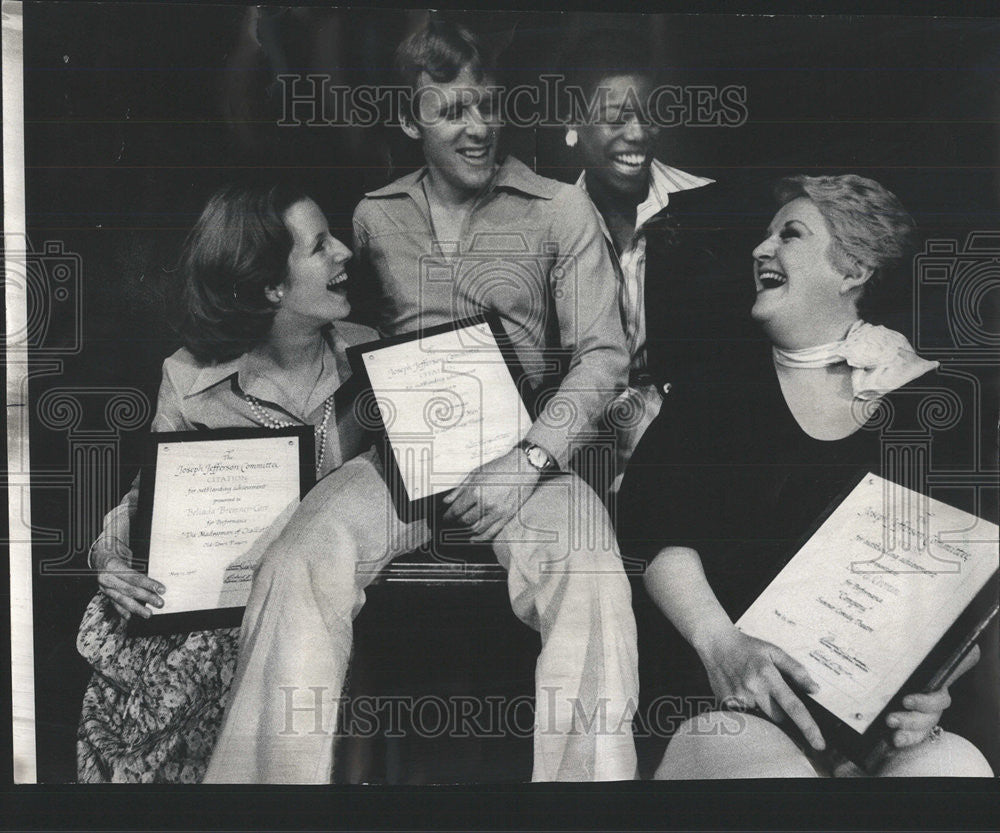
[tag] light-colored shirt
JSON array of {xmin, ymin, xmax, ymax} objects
[
  {"xmin": 576, "ymin": 160, "xmax": 714, "ymax": 373},
  {"xmin": 89, "ymin": 322, "xmax": 377, "ymax": 566},
  {"xmin": 148, "ymin": 321, "xmax": 375, "ymax": 470},
  {"xmin": 353, "ymin": 155, "xmax": 629, "ymax": 468}
]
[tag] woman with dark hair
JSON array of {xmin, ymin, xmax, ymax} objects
[
  {"xmin": 618, "ymin": 174, "xmax": 995, "ymax": 778},
  {"xmin": 76, "ymin": 183, "xmax": 377, "ymax": 782},
  {"xmin": 202, "ymin": 17, "xmax": 639, "ymax": 785}
]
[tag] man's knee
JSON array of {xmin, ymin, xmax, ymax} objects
[
  {"xmin": 255, "ymin": 511, "xmax": 368, "ymax": 588},
  {"xmin": 254, "ymin": 532, "xmax": 332, "ymax": 590},
  {"xmin": 296, "ymin": 453, "xmax": 392, "ymax": 525},
  {"xmin": 527, "ymin": 475, "xmax": 621, "ymax": 562},
  {"xmin": 519, "ymin": 474, "xmax": 577, "ymax": 526}
]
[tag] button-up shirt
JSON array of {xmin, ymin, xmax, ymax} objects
[
  {"xmin": 352, "ymin": 155, "xmax": 629, "ymax": 468},
  {"xmin": 150, "ymin": 322, "xmax": 374, "ymax": 471},
  {"xmin": 577, "ymin": 160, "xmax": 714, "ymax": 374},
  {"xmin": 90, "ymin": 322, "xmax": 377, "ymax": 565}
]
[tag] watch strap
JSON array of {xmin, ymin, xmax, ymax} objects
[{"xmin": 516, "ymin": 440, "xmax": 557, "ymax": 472}]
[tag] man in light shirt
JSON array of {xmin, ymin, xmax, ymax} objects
[
  {"xmin": 207, "ymin": 19, "xmax": 639, "ymax": 785},
  {"xmin": 563, "ymin": 30, "xmax": 765, "ymax": 486}
]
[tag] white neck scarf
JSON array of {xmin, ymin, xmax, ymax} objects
[{"xmin": 772, "ymin": 319, "xmax": 939, "ymax": 401}]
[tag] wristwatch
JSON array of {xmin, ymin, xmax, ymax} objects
[{"xmin": 517, "ymin": 440, "xmax": 557, "ymax": 473}]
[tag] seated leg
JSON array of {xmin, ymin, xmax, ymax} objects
[
  {"xmin": 873, "ymin": 731, "xmax": 994, "ymax": 777},
  {"xmin": 492, "ymin": 473, "xmax": 639, "ymax": 781},
  {"xmin": 655, "ymin": 712, "xmax": 819, "ymax": 779},
  {"xmin": 657, "ymin": 713, "xmax": 994, "ymax": 779},
  {"xmin": 204, "ymin": 450, "xmax": 428, "ymax": 784}
]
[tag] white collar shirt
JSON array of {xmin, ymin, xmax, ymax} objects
[{"xmin": 577, "ymin": 160, "xmax": 714, "ymax": 373}]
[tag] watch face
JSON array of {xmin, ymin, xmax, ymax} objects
[{"xmin": 527, "ymin": 446, "xmax": 551, "ymax": 470}]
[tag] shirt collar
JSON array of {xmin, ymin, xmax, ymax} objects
[
  {"xmin": 491, "ymin": 155, "xmax": 559, "ymax": 199},
  {"xmin": 187, "ymin": 326, "xmax": 340, "ymax": 405},
  {"xmin": 189, "ymin": 353, "xmax": 246, "ymax": 397},
  {"xmin": 364, "ymin": 155, "xmax": 558, "ymax": 202},
  {"xmin": 363, "ymin": 166, "xmax": 426, "ymax": 200},
  {"xmin": 576, "ymin": 160, "xmax": 715, "ymax": 234}
]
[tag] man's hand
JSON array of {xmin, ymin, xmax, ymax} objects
[{"xmin": 442, "ymin": 448, "xmax": 541, "ymax": 542}]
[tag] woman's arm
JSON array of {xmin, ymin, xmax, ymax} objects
[
  {"xmin": 645, "ymin": 545, "xmax": 826, "ymax": 750},
  {"xmin": 90, "ymin": 475, "xmax": 165, "ymax": 620},
  {"xmin": 92, "ymin": 362, "xmax": 190, "ymax": 619}
]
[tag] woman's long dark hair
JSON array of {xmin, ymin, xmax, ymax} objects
[{"xmin": 177, "ymin": 182, "xmax": 307, "ymax": 363}]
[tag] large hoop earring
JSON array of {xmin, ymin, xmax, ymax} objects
[{"xmin": 565, "ymin": 128, "xmax": 578, "ymax": 148}]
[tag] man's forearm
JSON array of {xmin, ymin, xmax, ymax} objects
[{"xmin": 524, "ymin": 338, "xmax": 628, "ymax": 469}]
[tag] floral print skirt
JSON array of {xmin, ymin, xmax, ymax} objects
[{"xmin": 76, "ymin": 593, "xmax": 239, "ymax": 783}]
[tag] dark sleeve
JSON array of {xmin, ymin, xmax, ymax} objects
[
  {"xmin": 349, "ymin": 202, "xmax": 383, "ymax": 332},
  {"xmin": 643, "ymin": 177, "xmax": 771, "ymax": 393},
  {"xmin": 880, "ymin": 368, "xmax": 991, "ymax": 522},
  {"xmin": 615, "ymin": 393, "xmax": 726, "ymax": 565}
]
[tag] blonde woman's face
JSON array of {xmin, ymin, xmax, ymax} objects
[{"xmin": 751, "ymin": 197, "xmax": 847, "ymax": 331}]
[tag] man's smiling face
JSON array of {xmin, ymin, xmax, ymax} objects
[
  {"xmin": 576, "ymin": 73, "xmax": 660, "ymax": 199},
  {"xmin": 405, "ymin": 65, "xmax": 501, "ymax": 203}
]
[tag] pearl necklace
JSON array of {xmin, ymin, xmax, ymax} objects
[{"xmin": 244, "ymin": 392, "xmax": 335, "ymax": 478}]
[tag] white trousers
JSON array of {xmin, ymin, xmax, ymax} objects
[{"xmin": 204, "ymin": 449, "xmax": 639, "ymax": 783}]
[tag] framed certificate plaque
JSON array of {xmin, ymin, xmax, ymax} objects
[
  {"xmin": 347, "ymin": 314, "xmax": 536, "ymax": 519},
  {"xmin": 735, "ymin": 472, "xmax": 999, "ymax": 769},
  {"xmin": 128, "ymin": 426, "xmax": 315, "ymax": 636}
]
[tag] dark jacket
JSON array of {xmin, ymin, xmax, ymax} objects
[{"xmin": 640, "ymin": 176, "xmax": 773, "ymax": 394}]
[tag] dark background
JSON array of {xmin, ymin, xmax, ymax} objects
[{"xmin": 19, "ymin": 3, "xmax": 1000, "ymax": 784}]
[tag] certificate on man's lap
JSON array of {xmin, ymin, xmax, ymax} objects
[
  {"xmin": 736, "ymin": 473, "xmax": 999, "ymax": 768},
  {"xmin": 347, "ymin": 315, "xmax": 534, "ymax": 515}
]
